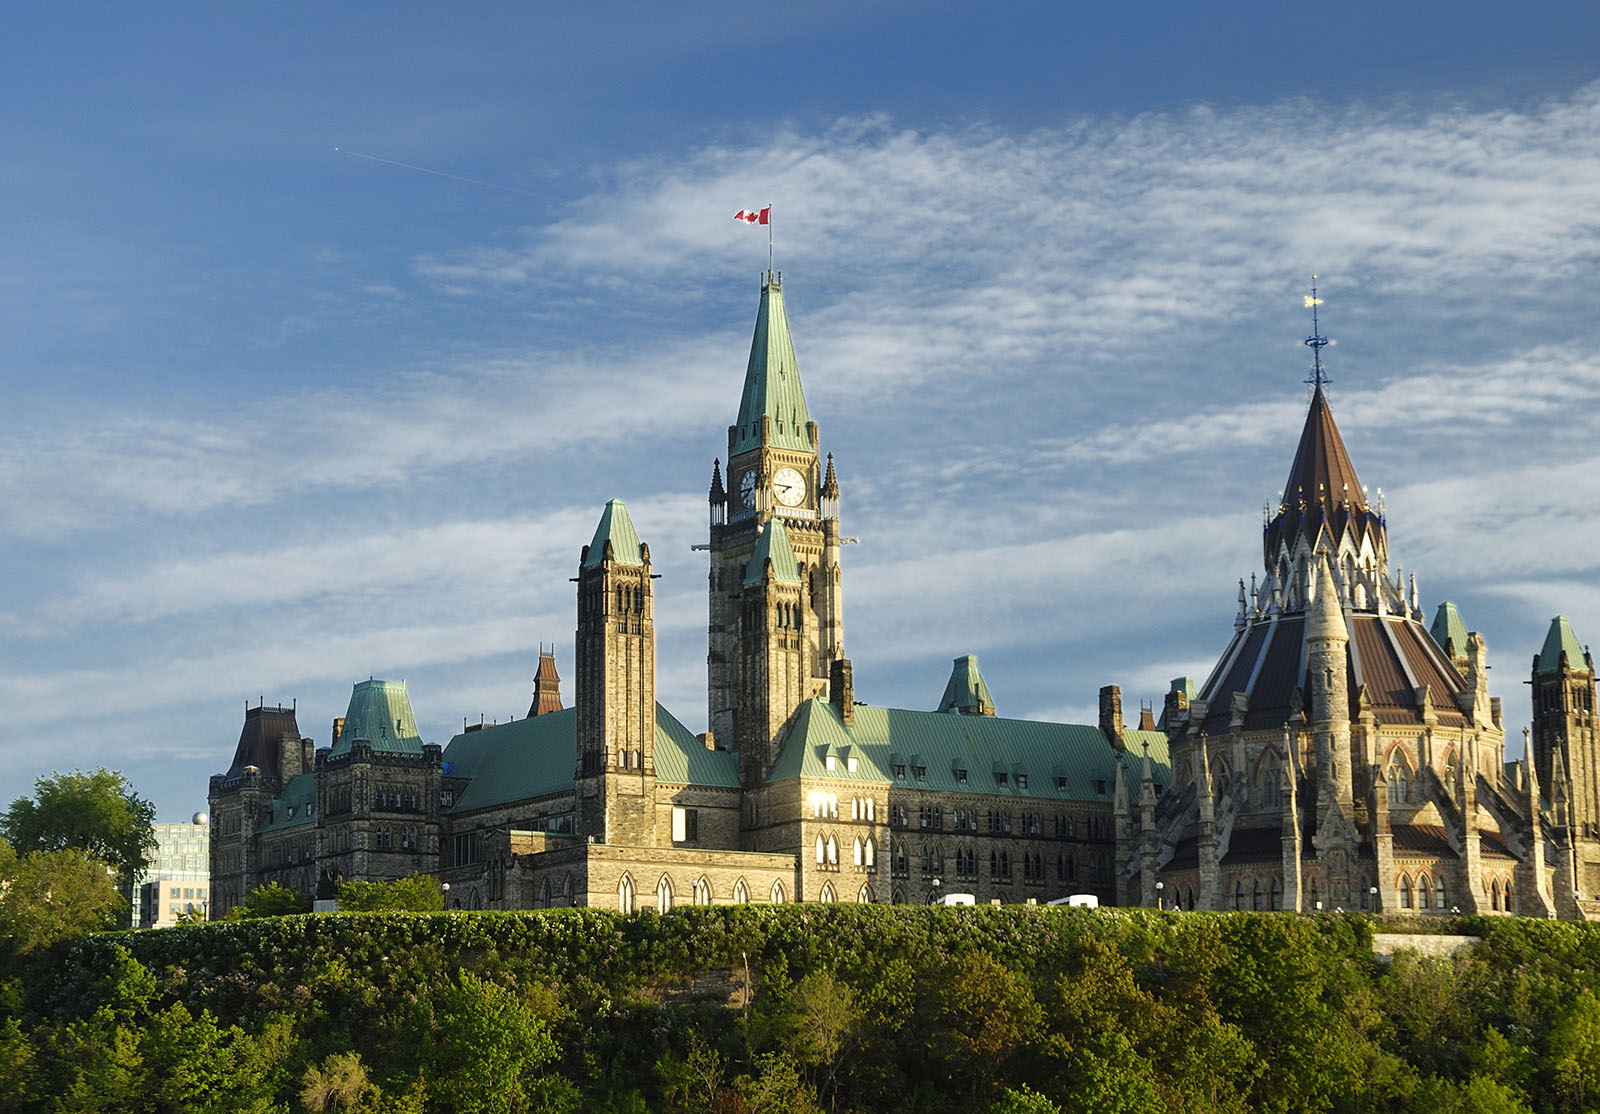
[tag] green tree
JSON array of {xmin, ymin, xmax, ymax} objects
[
  {"xmin": 303, "ymin": 1050, "xmax": 378, "ymax": 1112},
  {"xmin": 0, "ymin": 768, "xmax": 157, "ymax": 885},
  {"xmin": 223, "ymin": 880, "xmax": 312, "ymax": 918},
  {"xmin": 0, "ymin": 839, "xmax": 123, "ymax": 959},
  {"xmin": 423, "ymin": 970, "xmax": 572, "ymax": 1114},
  {"xmin": 1546, "ymin": 989, "xmax": 1600, "ymax": 1114},
  {"xmin": 338, "ymin": 873, "xmax": 446, "ymax": 912}
]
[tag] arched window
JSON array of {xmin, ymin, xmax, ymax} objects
[
  {"xmin": 864, "ymin": 837, "xmax": 876, "ymax": 869},
  {"xmin": 853, "ymin": 837, "xmax": 863, "ymax": 866},
  {"xmin": 815, "ymin": 836, "xmax": 826, "ymax": 864},
  {"xmin": 1308, "ymin": 878, "xmax": 1320, "ymax": 910},
  {"xmin": 826, "ymin": 835, "xmax": 838, "ymax": 864},
  {"xmin": 1387, "ymin": 750, "xmax": 1410, "ymax": 805},
  {"xmin": 539, "ymin": 879, "xmax": 552, "ymax": 909},
  {"xmin": 1506, "ymin": 879, "xmax": 1517, "ymax": 914},
  {"xmin": 733, "ymin": 879, "xmax": 750, "ymax": 904},
  {"xmin": 1261, "ymin": 753, "xmax": 1284, "ymax": 809},
  {"xmin": 1436, "ymin": 876, "xmax": 1447, "ymax": 910},
  {"xmin": 618, "ymin": 874, "xmax": 636, "ymax": 914},
  {"xmin": 1442, "ymin": 749, "xmax": 1459, "ymax": 790},
  {"xmin": 1270, "ymin": 876, "xmax": 1283, "ymax": 911},
  {"xmin": 857, "ymin": 885, "xmax": 872, "ymax": 904},
  {"xmin": 693, "ymin": 877, "xmax": 712, "ymax": 906},
  {"xmin": 1235, "ymin": 881, "xmax": 1246, "ymax": 910},
  {"xmin": 1489, "ymin": 877, "xmax": 1501, "ymax": 911},
  {"xmin": 1252, "ymin": 880, "xmax": 1263, "ymax": 911},
  {"xmin": 770, "ymin": 880, "xmax": 786, "ymax": 904},
  {"xmin": 656, "ymin": 875, "xmax": 674, "ymax": 912},
  {"xmin": 562, "ymin": 874, "xmax": 575, "ymax": 906},
  {"xmin": 819, "ymin": 882, "xmax": 836, "ymax": 904},
  {"xmin": 1399, "ymin": 876, "xmax": 1412, "ymax": 909}
]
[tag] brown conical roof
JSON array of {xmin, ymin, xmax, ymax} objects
[{"xmin": 1283, "ymin": 386, "xmax": 1366, "ymax": 513}]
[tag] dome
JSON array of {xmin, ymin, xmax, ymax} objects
[{"xmin": 191, "ymin": 810, "xmax": 209, "ymax": 826}]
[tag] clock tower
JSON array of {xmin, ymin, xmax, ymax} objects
[{"xmin": 708, "ymin": 273, "xmax": 845, "ymax": 783}]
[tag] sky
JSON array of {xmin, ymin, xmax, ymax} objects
[{"xmin": 4, "ymin": 2, "xmax": 1600, "ymax": 822}]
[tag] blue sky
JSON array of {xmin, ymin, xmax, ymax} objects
[{"xmin": 4, "ymin": 2, "xmax": 1600, "ymax": 821}]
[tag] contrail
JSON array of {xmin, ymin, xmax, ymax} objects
[{"xmin": 333, "ymin": 147, "xmax": 542, "ymax": 199}]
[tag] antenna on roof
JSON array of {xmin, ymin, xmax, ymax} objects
[{"xmin": 1303, "ymin": 275, "xmax": 1330, "ymax": 389}]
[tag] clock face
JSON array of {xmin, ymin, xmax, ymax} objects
[
  {"xmin": 739, "ymin": 470, "xmax": 757, "ymax": 509},
  {"xmin": 773, "ymin": 466, "xmax": 807, "ymax": 507}
]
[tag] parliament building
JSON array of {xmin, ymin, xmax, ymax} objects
[{"xmin": 209, "ymin": 275, "xmax": 1599, "ymax": 919}]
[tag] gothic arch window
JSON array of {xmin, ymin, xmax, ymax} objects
[
  {"xmin": 857, "ymin": 884, "xmax": 873, "ymax": 904},
  {"xmin": 864, "ymin": 837, "xmax": 876, "ymax": 869},
  {"xmin": 1308, "ymin": 878, "xmax": 1320, "ymax": 910},
  {"xmin": 1386, "ymin": 749, "xmax": 1411, "ymax": 806},
  {"xmin": 771, "ymin": 880, "xmax": 786, "ymax": 904},
  {"xmin": 819, "ymin": 882, "xmax": 836, "ymax": 904},
  {"xmin": 1259, "ymin": 751, "xmax": 1285, "ymax": 809},
  {"xmin": 816, "ymin": 836, "xmax": 826, "ymax": 864},
  {"xmin": 656, "ymin": 875, "xmax": 674, "ymax": 912},
  {"xmin": 1436, "ymin": 876, "xmax": 1447, "ymax": 910},
  {"xmin": 1270, "ymin": 876, "xmax": 1283, "ymax": 911},
  {"xmin": 1399, "ymin": 875, "xmax": 1412, "ymax": 910},
  {"xmin": 563, "ymin": 874, "xmax": 575, "ymax": 906},
  {"xmin": 892, "ymin": 888, "xmax": 905, "ymax": 905},
  {"xmin": 732, "ymin": 878, "xmax": 750, "ymax": 904},
  {"xmin": 827, "ymin": 835, "xmax": 838, "ymax": 865},
  {"xmin": 1442, "ymin": 748, "xmax": 1459, "ymax": 789},
  {"xmin": 1489, "ymin": 877, "xmax": 1501, "ymax": 912},
  {"xmin": 692, "ymin": 877, "xmax": 712, "ymax": 906},
  {"xmin": 1235, "ymin": 880, "xmax": 1246, "ymax": 910},
  {"xmin": 618, "ymin": 874, "xmax": 636, "ymax": 914},
  {"xmin": 853, "ymin": 837, "xmax": 863, "ymax": 866},
  {"xmin": 1507, "ymin": 879, "xmax": 1517, "ymax": 914},
  {"xmin": 539, "ymin": 879, "xmax": 552, "ymax": 909},
  {"xmin": 1252, "ymin": 880, "xmax": 1263, "ymax": 911},
  {"xmin": 1417, "ymin": 874, "xmax": 1431, "ymax": 910}
]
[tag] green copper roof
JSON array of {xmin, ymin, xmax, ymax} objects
[
  {"xmin": 1430, "ymin": 601, "xmax": 1468, "ymax": 659},
  {"xmin": 936, "ymin": 654, "xmax": 996, "ymax": 715},
  {"xmin": 332, "ymin": 680, "xmax": 424, "ymax": 756},
  {"xmin": 1537, "ymin": 616, "xmax": 1588, "ymax": 675},
  {"xmin": 744, "ymin": 518, "xmax": 802, "ymax": 585},
  {"xmin": 731, "ymin": 278, "xmax": 812, "ymax": 457},
  {"xmin": 443, "ymin": 702, "xmax": 737, "ymax": 814},
  {"xmin": 583, "ymin": 499, "xmax": 644, "ymax": 567},
  {"xmin": 769, "ymin": 698, "xmax": 1171, "ymax": 801},
  {"xmin": 258, "ymin": 772, "xmax": 317, "ymax": 833}
]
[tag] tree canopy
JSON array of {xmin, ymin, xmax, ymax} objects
[
  {"xmin": 0, "ymin": 839, "xmax": 122, "ymax": 958},
  {"xmin": 0, "ymin": 769, "xmax": 157, "ymax": 883}
]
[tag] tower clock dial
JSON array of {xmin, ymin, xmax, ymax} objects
[
  {"xmin": 739, "ymin": 470, "xmax": 758, "ymax": 509},
  {"xmin": 773, "ymin": 466, "xmax": 807, "ymax": 507}
]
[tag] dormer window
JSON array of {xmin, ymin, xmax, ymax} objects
[
  {"xmin": 847, "ymin": 756, "xmax": 859, "ymax": 773},
  {"xmin": 893, "ymin": 763, "xmax": 906, "ymax": 779},
  {"xmin": 1055, "ymin": 775, "xmax": 1068, "ymax": 791},
  {"xmin": 994, "ymin": 772, "xmax": 1008, "ymax": 786},
  {"xmin": 1017, "ymin": 773, "xmax": 1028, "ymax": 789},
  {"xmin": 825, "ymin": 754, "xmax": 837, "ymax": 771},
  {"xmin": 956, "ymin": 768, "xmax": 968, "ymax": 785},
  {"xmin": 914, "ymin": 766, "xmax": 927, "ymax": 782}
]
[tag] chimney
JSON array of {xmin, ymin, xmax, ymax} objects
[
  {"xmin": 1099, "ymin": 684, "xmax": 1125, "ymax": 750},
  {"xmin": 831, "ymin": 658, "xmax": 855, "ymax": 725},
  {"xmin": 331, "ymin": 717, "xmax": 345, "ymax": 747},
  {"xmin": 1138, "ymin": 703, "xmax": 1157, "ymax": 731}
]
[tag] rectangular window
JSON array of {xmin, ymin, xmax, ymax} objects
[
  {"xmin": 672, "ymin": 807, "xmax": 699, "ymax": 842},
  {"xmin": 994, "ymin": 772, "xmax": 1008, "ymax": 786},
  {"xmin": 1017, "ymin": 773, "xmax": 1028, "ymax": 789},
  {"xmin": 914, "ymin": 766, "xmax": 927, "ymax": 782},
  {"xmin": 956, "ymin": 768, "xmax": 968, "ymax": 785},
  {"xmin": 1055, "ymin": 775, "xmax": 1068, "ymax": 791},
  {"xmin": 893, "ymin": 764, "xmax": 906, "ymax": 779}
]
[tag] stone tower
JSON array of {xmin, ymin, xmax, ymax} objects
[
  {"xmin": 735, "ymin": 518, "xmax": 810, "ymax": 788},
  {"xmin": 575, "ymin": 499, "xmax": 657, "ymax": 845},
  {"xmin": 1532, "ymin": 617, "xmax": 1600, "ymax": 902},
  {"xmin": 707, "ymin": 273, "xmax": 844, "ymax": 780}
]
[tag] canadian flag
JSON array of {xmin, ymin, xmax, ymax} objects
[{"xmin": 734, "ymin": 207, "xmax": 771, "ymax": 225}]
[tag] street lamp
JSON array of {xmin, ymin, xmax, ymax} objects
[
  {"xmin": 1155, "ymin": 880, "xmax": 1165, "ymax": 910},
  {"xmin": 929, "ymin": 877, "xmax": 943, "ymax": 906}
]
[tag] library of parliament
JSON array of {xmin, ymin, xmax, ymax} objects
[{"xmin": 209, "ymin": 275, "xmax": 1600, "ymax": 919}]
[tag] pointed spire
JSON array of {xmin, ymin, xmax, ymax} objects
[
  {"xmin": 821, "ymin": 452, "xmax": 838, "ymax": 498},
  {"xmin": 583, "ymin": 499, "xmax": 644, "ymax": 567},
  {"xmin": 936, "ymin": 654, "xmax": 996, "ymax": 716},
  {"xmin": 730, "ymin": 275, "xmax": 812, "ymax": 458},
  {"xmin": 709, "ymin": 458, "xmax": 725, "ymax": 502},
  {"xmin": 1283, "ymin": 387, "xmax": 1366, "ymax": 519},
  {"xmin": 1307, "ymin": 550, "xmax": 1348, "ymax": 644},
  {"xmin": 1430, "ymin": 601, "xmax": 1468, "ymax": 661},
  {"xmin": 1537, "ymin": 616, "xmax": 1588, "ymax": 675},
  {"xmin": 744, "ymin": 519, "xmax": 802, "ymax": 585}
]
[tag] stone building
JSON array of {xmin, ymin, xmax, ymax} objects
[
  {"xmin": 209, "ymin": 273, "xmax": 1154, "ymax": 916},
  {"xmin": 1131, "ymin": 371, "xmax": 1597, "ymax": 919}
]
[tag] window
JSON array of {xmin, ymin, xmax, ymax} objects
[
  {"xmin": 1234, "ymin": 881, "xmax": 1246, "ymax": 910},
  {"xmin": 847, "ymin": 756, "xmax": 859, "ymax": 773},
  {"xmin": 864, "ymin": 837, "xmax": 876, "ymax": 870},
  {"xmin": 1436, "ymin": 876, "xmax": 1447, "ymax": 909},
  {"xmin": 619, "ymin": 875, "xmax": 636, "ymax": 914},
  {"xmin": 819, "ymin": 883, "xmax": 836, "ymax": 904},
  {"xmin": 672, "ymin": 807, "xmax": 699, "ymax": 843},
  {"xmin": 956, "ymin": 768, "xmax": 968, "ymax": 785},
  {"xmin": 693, "ymin": 877, "xmax": 712, "ymax": 906},
  {"xmin": 891, "ymin": 804, "xmax": 908, "ymax": 828},
  {"xmin": 657, "ymin": 875, "xmax": 674, "ymax": 912},
  {"xmin": 1017, "ymin": 773, "xmax": 1028, "ymax": 789},
  {"xmin": 1400, "ymin": 876, "xmax": 1412, "ymax": 909},
  {"xmin": 893, "ymin": 763, "xmax": 907, "ymax": 779},
  {"xmin": 995, "ymin": 772, "xmax": 1008, "ymax": 786},
  {"xmin": 914, "ymin": 765, "xmax": 928, "ymax": 782},
  {"xmin": 892, "ymin": 843, "xmax": 908, "ymax": 876},
  {"xmin": 1055, "ymin": 775, "xmax": 1068, "ymax": 791},
  {"xmin": 955, "ymin": 808, "xmax": 977, "ymax": 832},
  {"xmin": 827, "ymin": 835, "xmax": 838, "ymax": 864},
  {"xmin": 816, "ymin": 836, "xmax": 826, "ymax": 864},
  {"xmin": 1387, "ymin": 751, "xmax": 1410, "ymax": 806},
  {"xmin": 733, "ymin": 879, "xmax": 750, "ymax": 904},
  {"xmin": 825, "ymin": 754, "xmax": 837, "ymax": 771},
  {"xmin": 857, "ymin": 885, "xmax": 873, "ymax": 904},
  {"xmin": 1094, "ymin": 779, "xmax": 1107, "ymax": 795},
  {"xmin": 771, "ymin": 881, "xmax": 786, "ymax": 904},
  {"xmin": 853, "ymin": 837, "xmax": 864, "ymax": 866}
]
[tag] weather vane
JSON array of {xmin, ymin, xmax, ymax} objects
[{"xmin": 1303, "ymin": 275, "xmax": 1330, "ymax": 389}]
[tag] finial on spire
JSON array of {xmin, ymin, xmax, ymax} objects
[{"xmin": 1303, "ymin": 275, "xmax": 1330, "ymax": 389}]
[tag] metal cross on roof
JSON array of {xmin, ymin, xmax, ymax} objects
[{"xmin": 1303, "ymin": 275, "xmax": 1330, "ymax": 388}]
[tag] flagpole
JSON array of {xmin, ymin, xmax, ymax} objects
[{"xmin": 768, "ymin": 203, "xmax": 774, "ymax": 277}]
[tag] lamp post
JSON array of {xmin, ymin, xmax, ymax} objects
[
  {"xmin": 1155, "ymin": 880, "xmax": 1165, "ymax": 910},
  {"xmin": 1369, "ymin": 885, "xmax": 1378, "ymax": 914},
  {"xmin": 929, "ymin": 877, "xmax": 943, "ymax": 906}
]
